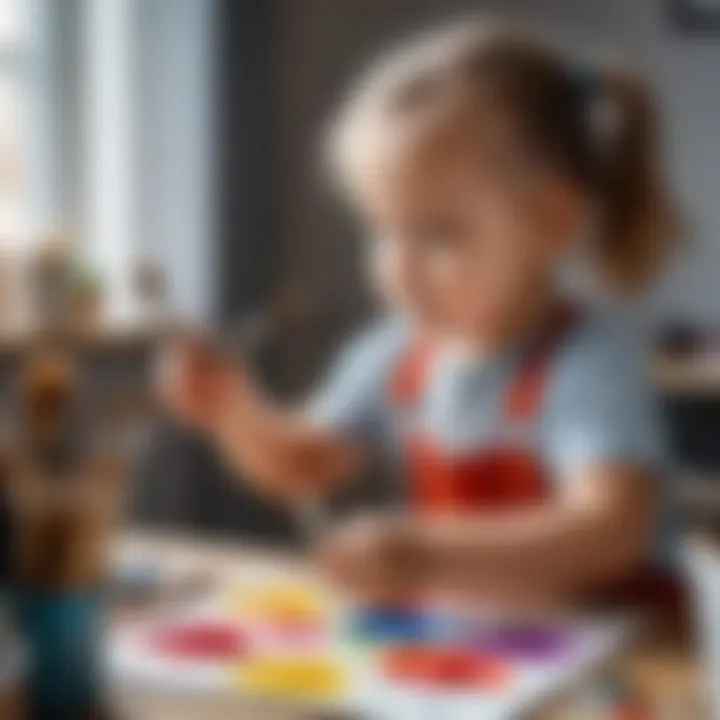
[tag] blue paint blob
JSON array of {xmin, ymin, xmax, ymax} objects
[{"xmin": 351, "ymin": 607, "xmax": 450, "ymax": 644}]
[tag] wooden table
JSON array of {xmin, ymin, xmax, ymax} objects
[{"xmin": 111, "ymin": 533, "xmax": 706, "ymax": 719}]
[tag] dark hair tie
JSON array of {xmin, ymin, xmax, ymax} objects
[
  {"xmin": 566, "ymin": 64, "xmax": 622, "ymax": 179},
  {"xmin": 565, "ymin": 64, "xmax": 600, "ymax": 105}
]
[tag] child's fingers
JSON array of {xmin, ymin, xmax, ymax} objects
[
  {"xmin": 315, "ymin": 516, "xmax": 408, "ymax": 598},
  {"xmin": 315, "ymin": 523, "xmax": 361, "ymax": 586},
  {"xmin": 318, "ymin": 515, "xmax": 435, "ymax": 604},
  {"xmin": 156, "ymin": 335, "xmax": 240, "ymax": 425}
]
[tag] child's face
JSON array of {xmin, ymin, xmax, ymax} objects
[{"xmin": 354, "ymin": 127, "xmax": 585, "ymax": 344}]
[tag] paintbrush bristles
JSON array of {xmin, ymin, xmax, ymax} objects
[{"xmin": 19, "ymin": 348, "xmax": 78, "ymax": 463}]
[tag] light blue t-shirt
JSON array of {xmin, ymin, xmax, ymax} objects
[{"xmin": 311, "ymin": 311, "xmax": 676, "ymax": 562}]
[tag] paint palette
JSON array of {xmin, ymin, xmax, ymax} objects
[{"xmin": 108, "ymin": 581, "xmax": 635, "ymax": 718}]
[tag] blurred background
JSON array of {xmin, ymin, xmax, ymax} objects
[{"xmin": 0, "ymin": 0, "xmax": 719, "ymax": 540}]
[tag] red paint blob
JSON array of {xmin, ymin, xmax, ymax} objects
[
  {"xmin": 382, "ymin": 646, "xmax": 511, "ymax": 689},
  {"xmin": 613, "ymin": 705, "xmax": 652, "ymax": 720},
  {"xmin": 149, "ymin": 621, "xmax": 249, "ymax": 661}
]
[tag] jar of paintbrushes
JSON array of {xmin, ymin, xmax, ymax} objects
[{"xmin": 5, "ymin": 347, "xmax": 123, "ymax": 720}]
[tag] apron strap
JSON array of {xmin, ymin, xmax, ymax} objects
[
  {"xmin": 389, "ymin": 340, "xmax": 435, "ymax": 409},
  {"xmin": 503, "ymin": 304, "xmax": 580, "ymax": 423},
  {"xmin": 390, "ymin": 304, "xmax": 581, "ymax": 418}
]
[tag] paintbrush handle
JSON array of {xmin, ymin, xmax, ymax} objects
[{"xmin": 297, "ymin": 500, "xmax": 327, "ymax": 545}]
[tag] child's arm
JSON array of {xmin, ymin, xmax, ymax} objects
[
  {"xmin": 208, "ymin": 370, "xmax": 362, "ymax": 498},
  {"xmin": 320, "ymin": 461, "xmax": 654, "ymax": 605},
  {"xmin": 158, "ymin": 324, "xmax": 397, "ymax": 500},
  {"xmin": 430, "ymin": 461, "xmax": 654, "ymax": 598}
]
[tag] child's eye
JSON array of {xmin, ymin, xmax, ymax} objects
[
  {"xmin": 416, "ymin": 227, "xmax": 463, "ymax": 251},
  {"xmin": 413, "ymin": 216, "xmax": 467, "ymax": 250}
]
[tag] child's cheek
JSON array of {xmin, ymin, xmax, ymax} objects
[
  {"xmin": 367, "ymin": 240, "xmax": 406, "ymax": 311},
  {"xmin": 367, "ymin": 237, "xmax": 427, "ymax": 316},
  {"xmin": 424, "ymin": 252, "xmax": 472, "ymax": 323}
]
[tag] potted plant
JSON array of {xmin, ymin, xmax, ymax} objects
[{"xmin": 65, "ymin": 264, "xmax": 105, "ymax": 332}]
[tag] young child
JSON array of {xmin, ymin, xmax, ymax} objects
[{"xmin": 162, "ymin": 20, "xmax": 681, "ymax": 610}]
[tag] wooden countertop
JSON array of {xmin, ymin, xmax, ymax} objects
[
  {"xmin": 112, "ymin": 532, "xmax": 706, "ymax": 720},
  {"xmin": 0, "ymin": 319, "xmax": 169, "ymax": 355},
  {"xmin": 653, "ymin": 355, "xmax": 720, "ymax": 396}
]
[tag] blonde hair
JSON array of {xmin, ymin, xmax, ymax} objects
[{"xmin": 329, "ymin": 19, "xmax": 683, "ymax": 293}]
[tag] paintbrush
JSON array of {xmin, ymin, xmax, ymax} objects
[{"xmin": 195, "ymin": 287, "xmax": 328, "ymax": 544}]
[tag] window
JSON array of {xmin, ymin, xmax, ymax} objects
[
  {"xmin": 0, "ymin": 0, "xmax": 215, "ymax": 318},
  {"xmin": 0, "ymin": 0, "xmax": 32, "ymax": 244}
]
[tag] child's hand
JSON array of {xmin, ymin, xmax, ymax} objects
[
  {"xmin": 317, "ymin": 514, "xmax": 434, "ymax": 604},
  {"xmin": 156, "ymin": 333, "xmax": 242, "ymax": 428}
]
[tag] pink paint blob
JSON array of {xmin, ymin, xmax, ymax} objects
[{"xmin": 148, "ymin": 620, "xmax": 249, "ymax": 661}]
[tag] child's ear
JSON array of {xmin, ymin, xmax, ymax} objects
[
  {"xmin": 0, "ymin": 432, "xmax": 19, "ymax": 486},
  {"xmin": 542, "ymin": 179, "xmax": 589, "ymax": 253}
]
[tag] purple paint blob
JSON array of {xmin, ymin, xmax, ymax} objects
[{"xmin": 475, "ymin": 623, "xmax": 576, "ymax": 662}]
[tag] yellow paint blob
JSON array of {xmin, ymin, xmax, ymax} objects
[
  {"xmin": 236, "ymin": 657, "xmax": 347, "ymax": 699},
  {"xmin": 230, "ymin": 584, "xmax": 327, "ymax": 625}
]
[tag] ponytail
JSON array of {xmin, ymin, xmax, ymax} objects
[
  {"xmin": 327, "ymin": 19, "xmax": 683, "ymax": 294},
  {"xmin": 593, "ymin": 66, "xmax": 683, "ymax": 293}
]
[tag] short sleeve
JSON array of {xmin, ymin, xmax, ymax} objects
[
  {"xmin": 543, "ymin": 314, "xmax": 665, "ymax": 478},
  {"xmin": 307, "ymin": 317, "xmax": 408, "ymax": 442}
]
